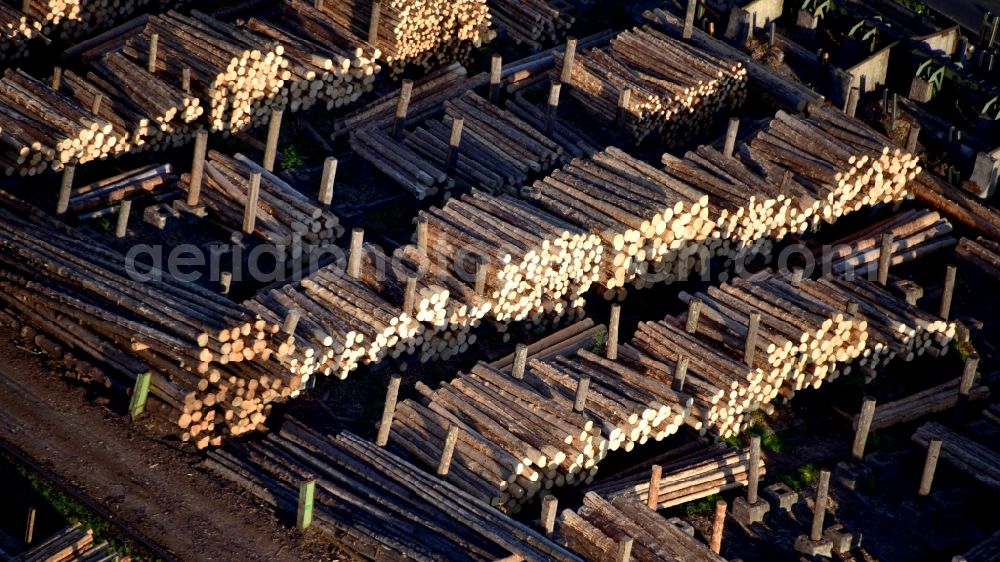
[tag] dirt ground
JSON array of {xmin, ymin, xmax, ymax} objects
[{"xmin": 0, "ymin": 327, "xmax": 342, "ymax": 562}]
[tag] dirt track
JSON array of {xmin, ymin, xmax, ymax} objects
[{"xmin": 0, "ymin": 328, "xmax": 339, "ymax": 562}]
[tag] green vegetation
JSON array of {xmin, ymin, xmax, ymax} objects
[
  {"xmin": 725, "ymin": 411, "xmax": 786, "ymax": 452},
  {"xmin": 590, "ymin": 328, "xmax": 607, "ymax": 355},
  {"xmin": 97, "ymin": 217, "xmax": 112, "ymax": 232},
  {"xmin": 280, "ymin": 145, "xmax": 305, "ymax": 171},
  {"xmin": 895, "ymin": 0, "xmax": 929, "ymax": 16},
  {"xmin": 781, "ymin": 463, "xmax": 821, "ymax": 491},
  {"xmin": 683, "ymin": 494, "xmax": 722, "ymax": 517}
]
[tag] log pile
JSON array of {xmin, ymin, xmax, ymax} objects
[
  {"xmin": 912, "ymin": 421, "xmax": 1000, "ymax": 491},
  {"xmin": 557, "ymin": 25, "xmax": 747, "ymax": 143},
  {"xmin": 489, "ymin": 0, "xmax": 574, "ymax": 48},
  {"xmin": 0, "ymin": 4, "xmax": 41, "ymax": 61},
  {"xmin": 862, "ymin": 377, "xmax": 990, "ymax": 432},
  {"xmin": 11, "ymin": 523, "xmax": 127, "ymax": 562},
  {"xmin": 69, "ymin": 163, "xmax": 177, "ymax": 220},
  {"xmin": 506, "ymin": 90, "xmax": 603, "ymax": 159},
  {"xmin": 823, "ymin": 210, "xmax": 955, "ymax": 277},
  {"xmin": 206, "ymin": 421, "xmax": 582, "ymax": 561},
  {"xmin": 282, "ymin": 0, "xmax": 493, "ymax": 75},
  {"xmin": 489, "ymin": 318, "xmax": 598, "ymax": 371},
  {"xmin": 961, "ymin": 529, "xmax": 1000, "ymax": 562},
  {"xmin": 910, "ymin": 170, "xmax": 1000, "ymax": 241},
  {"xmin": 182, "ymin": 151, "xmax": 343, "ymax": 262},
  {"xmin": 956, "ymin": 237, "xmax": 1000, "ymax": 282},
  {"xmin": 558, "ymin": 492, "xmax": 727, "ymax": 562},
  {"xmin": 20, "ymin": 0, "xmax": 180, "ymax": 41}
]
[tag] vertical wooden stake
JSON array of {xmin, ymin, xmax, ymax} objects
[
  {"xmin": 540, "ymin": 496, "xmax": 558, "ymax": 536},
  {"xmin": 877, "ymin": 232, "xmax": 894, "ymax": 286},
  {"xmin": 852, "ymin": 397, "xmax": 877, "ymax": 461},
  {"xmin": 891, "ymin": 93, "xmax": 898, "ymax": 128},
  {"xmin": 743, "ymin": 311, "xmax": 761, "ymax": 367},
  {"xmin": 51, "ymin": 67, "xmax": 62, "ymax": 89},
  {"xmin": 56, "ymin": 163, "xmax": 76, "ymax": 215},
  {"xmin": 182, "ymin": 67, "xmax": 191, "ymax": 94},
  {"xmin": 673, "ymin": 356, "xmax": 689, "ymax": 392},
  {"xmin": 283, "ymin": 310, "xmax": 301, "ymax": 335},
  {"xmin": 403, "ymin": 275, "xmax": 417, "ymax": 317},
  {"xmin": 847, "ymin": 300, "xmax": 859, "ymax": 317},
  {"xmin": 615, "ymin": 537, "xmax": 633, "ymax": 562},
  {"xmin": 416, "ymin": 216, "xmax": 428, "ymax": 255},
  {"xmin": 187, "ymin": 130, "xmax": 209, "ymax": 207},
  {"xmin": 474, "ymin": 257, "xmax": 487, "ymax": 295},
  {"xmin": 243, "ymin": 172, "xmax": 261, "ymax": 234},
  {"xmin": 544, "ymin": 82, "xmax": 561, "ymax": 135},
  {"xmin": 956, "ymin": 354, "xmax": 979, "ymax": 423},
  {"xmin": 768, "ymin": 21, "xmax": 776, "ymax": 47},
  {"xmin": 129, "ymin": 372, "xmax": 152, "ymax": 419},
  {"xmin": 723, "ymin": 117, "xmax": 739, "ymax": 158},
  {"xmin": 437, "ymin": 424, "xmax": 459, "ymax": 477},
  {"xmin": 348, "ymin": 228, "xmax": 364, "ymax": 278},
  {"xmin": 115, "ymin": 200, "xmax": 132, "ymax": 238},
  {"xmin": 560, "ymin": 37, "xmax": 577, "ymax": 85},
  {"xmin": 375, "ymin": 375, "xmax": 402, "ymax": 446},
  {"xmin": 24, "ymin": 507, "xmax": 35, "ymax": 544},
  {"xmin": 748, "ymin": 435, "xmax": 761, "ymax": 504},
  {"xmin": 810, "ymin": 470, "xmax": 831, "ymax": 541},
  {"xmin": 368, "ymin": 0, "xmax": 381, "ymax": 45},
  {"xmin": 647, "ymin": 465, "xmax": 662, "ymax": 509},
  {"xmin": 846, "ymin": 86, "xmax": 860, "ymax": 117},
  {"xmin": 91, "ymin": 93, "xmax": 103, "ymax": 115},
  {"xmin": 392, "ymin": 79, "xmax": 413, "ymax": 140},
  {"xmin": 489, "ymin": 54, "xmax": 502, "ymax": 104},
  {"xmin": 147, "ymin": 33, "xmax": 159, "ymax": 74},
  {"xmin": 263, "ymin": 108, "xmax": 284, "ymax": 172},
  {"xmin": 319, "ymin": 157, "xmax": 337, "ymax": 207},
  {"xmin": 906, "ymin": 123, "xmax": 921, "ymax": 153},
  {"xmin": 297, "ymin": 480, "xmax": 315, "ymax": 531},
  {"xmin": 607, "ymin": 304, "xmax": 621, "ymax": 360},
  {"xmin": 939, "ymin": 264, "xmax": 956, "ymax": 320},
  {"xmin": 709, "ymin": 500, "xmax": 727, "ymax": 554},
  {"xmin": 314, "ymin": 0, "xmax": 324, "ymax": 9},
  {"xmin": 791, "ymin": 267, "xmax": 804, "ymax": 285},
  {"xmin": 220, "ymin": 271, "xmax": 232, "ymax": 295},
  {"xmin": 573, "ymin": 375, "xmax": 590, "ymax": 412},
  {"xmin": 686, "ymin": 299, "xmax": 701, "ymax": 333},
  {"xmin": 918, "ymin": 439, "xmax": 942, "ymax": 496},
  {"xmin": 446, "ymin": 118, "xmax": 464, "ymax": 174},
  {"xmin": 512, "ymin": 344, "xmax": 527, "ymax": 380},
  {"xmin": 616, "ymin": 88, "xmax": 631, "ymax": 132},
  {"xmin": 683, "ymin": 0, "xmax": 697, "ymax": 39}
]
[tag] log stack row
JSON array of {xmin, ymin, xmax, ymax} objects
[
  {"xmin": 182, "ymin": 151, "xmax": 344, "ymax": 263},
  {"xmin": 956, "ymin": 236, "xmax": 1000, "ymax": 282},
  {"xmin": 68, "ymin": 162, "xmax": 177, "ymax": 220},
  {"xmin": 206, "ymin": 421, "xmax": 582, "ymax": 561},
  {"xmin": 21, "ymin": 0, "xmax": 180, "ymax": 41},
  {"xmin": 822, "ymin": 209, "xmax": 955, "ymax": 277},
  {"xmin": 558, "ymin": 492, "xmax": 727, "ymax": 562},
  {"xmin": 557, "ymin": 25, "xmax": 747, "ymax": 144},
  {"xmin": 0, "ymin": 4, "xmax": 41, "ymax": 61},
  {"xmin": 489, "ymin": 0, "xmax": 574, "ymax": 48},
  {"xmin": 11, "ymin": 523, "xmax": 127, "ymax": 562},
  {"xmin": 912, "ymin": 421, "xmax": 1000, "ymax": 492}
]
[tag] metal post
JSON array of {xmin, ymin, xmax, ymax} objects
[
  {"xmin": 129, "ymin": 372, "xmax": 153, "ymax": 419},
  {"xmin": 297, "ymin": 480, "xmax": 315, "ymax": 531}
]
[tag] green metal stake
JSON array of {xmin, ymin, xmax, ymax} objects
[
  {"xmin": 297, "ymin": 480, "xmax": 316, "ymax": 531},
  {"xmin": 129, "ymin": 372, "xmax": 152, "ymax": 419}
]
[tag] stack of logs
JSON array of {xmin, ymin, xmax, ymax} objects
[
  {"xmin": 956, "ymin": 237, "xmax": 1000, "ymax": 282},
  {"xmin": 11, "ymin": 523, "xmax": 127, "ymax": 562},
  {"xmin": 282, "ymin": 0, "xmax": 493, "ymax": 74},
  {"xmin": 557, "ymin": 25, "xmax": 747, "ymax": 143},
  {"xmin": 21, "ymin": 0, "xmax": 181, "ymax": 41},
  {"xmin": 489, "ymin": 0, "xmax": 574, "ymax": 48},
  {"xmin": 558, "ymin": 492, "xmax": 728, "ymax": 562},
  {"xmin": 68, "ymin": 163, "xmax": 177, "ymax": 220},
  {"xmin": 913, "ymin": 421, "xmax": 1000, "ymax": 492},
  {"xmin": 0, "ymin": 4, "xmax": 41, "ymax": 60},
  {"xmin": 822, "ymin": 209, "xmax": 955, "ymax": 277},
  {"xmin": 182, "ymin": 151, "xmax": 344, "ymax": 262},
  {"xmin": 206, "ymin": 421, "xmax": 581, "ymax": 561}
]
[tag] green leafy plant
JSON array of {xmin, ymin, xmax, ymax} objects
[
  {"xmin": 683, "ymin": 494, "xmax": 722, "ymax": 517},
  {"xmin": 781, "ymin": 463, "xmax": 820, "ymax": 491},
  {"xmin": 280, "ymin": 145, "xmax": 305, "ymax": 171},
  {"xmin": 590, "ymin": 328, "xmax": 607, "ymax": 355},
  {"xmin": 97, "ymin": 217, "xmax": 112, "ymax": 231}
]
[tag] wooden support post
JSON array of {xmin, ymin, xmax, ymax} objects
[
  {"xmin": 616, "ymin": 88, "xmax": 631, "ymax": 132},
  {"xmin": 647, "ymin": 465, "xmax": 662, "ymax": 509},
  {"xmin": 939, "ymin": 264, "xmax": 956, "ymax": 320},
  {"xmin": 768, "ymin": 21, "xmax": 776, "ymax": 47},
  {"xmin": 447, "ymin": 118, "xmax": 464, "ymax": 174},
  {"xmin": 56, "ymin": 163, "xmax": 76, "ymax": 215},
  {"xmin": 573, "ymin": 375, "xmax": 590, "ymax": 412},
  {"xmin": 437, "ymin": 424, "xmax": 459, "ymax": 477},
  {"xmin": 791, "ymin": 267, "xmax": 804, "ymax": 285},
  {"xmin": 846, "ymin": 87, "xmax": 860, "ymax": 117},
  {"xmin": 243, "ymin": 172, "xmax": 261, "ymax": 234},
  {"xmin": 686, "ymin": 299, "xmax": 701, "ymax": 333},
  {"xmin": 24, "ymin": 507, "xmax": 35, "ymax": 544},
  {"xmin": 263, "ymin": 108, "xmax": 284, "ymax": 172},
  {"xmin": 403, "ymin": 275, "xmax": 417, "ymax": 317},
  {"xmin": 220, "ymin": 271, "xmax": 232, "ymax": 295},
  {"xmin": 319, "ymin": 157, "xmax": 337, "ymax": 207},
  {"xmin": 907, "ymin": 123, "xmax": 921, "ymax": 153},
  {"xmin": 541, "ymin": 496, "xmax": 558, "ymax": 536},
  {"xmin": 91, "ymin": 93, "xmax": 103, "ymax": 115},
  {"xmin": 283, "ymin": 310, "xmax": 301, "ymax": 335},
  {"xmin": 673, "ymin": 356, "xmax": 688, "ymax": 392},
  {"xmin": 748, "ymin": 435, "xmax": 761, "ymax": 504},
  {"xmin": 877, "ymin": 232, "xmax": 894, "ymax": 286},
  {"xmin": 744, "ymin": 311, "xmax": 761, "ymax": 367},
  {"xmin": 683, "ymin": 0, "xmax": 697, "ymax": 39},
  {"xmin": 367, "ymin": 1, "xmax": 381, "ymax": 45},
  {"xmin": 348, "ymin": 228, "xmax": 364, "ymax": 278},
  {"xmin": 187, "ymin": 130, "xmax": 209, "ymax": 207},
  {"xmin": 489, "ymin": 55, "xmax": 502, "ymax": 104},
  {"xmin": 416, "ymin": 216, "xmax": 428, "ymax": 255},
  {"xmin": 615, "ymin": 537, "xmax": 634, "ymax": 562},
  {"xmin": 392, "ymin": 79, "xmax": 413, "ymax": 140},
  {"xmin": 709, "ymin": 500, "xmax": 726, "ymax": 554},
  {"xmin": 375, "ymin": 375, "xmax": 402, "ymax": 446},
  {"xmin": 918, "ymin": 439, "xmax": 942, "ymax": 496},
  {"xmin": 852, "ymin": 397, "xmax": 877, "ymax": 461},
  {"xmin": 129, "ymin": 372, "xmax": 152, "ymax": 419},
  {"xmin": 544, "ymin": 82, "xmax": 561, "ymax": 135},
  {"xmin": 182, "ymin": 67, "xmax": 191, "ymax": 94},
  {"xmin": 956, "ymin": 354, "xmax": 979, "ymax": 423},
  {"xmin": 51, "ymin": 67, "xmax": 62, "ymax": 90},
  {"xmin": 723, "ymin": 117, "xmax": 739, "ymax": 158},
  {"xmin": 891, "ymin": 93, "xmax": 898, "ymax": 128},
  {"xmin": 810, "ymin": 470, "xmax": 831, "ymax": 541},
  {"xmin": 297, "ymin": 480, "xmax": 315, "ymax": 531},
  {"xmin": 314, "ymin": 0, "xmax": 323, "ymax": 9},
  {"xmin": 847, "ymin": 300, "xmax": 859, "ymax": 317},
  {"xmin": 115, "ymin": 200, "xmax": 132, "ymax": 239},
  {"xmin": 560, "ymin": 37, "xmax": 577, "ymax": 85},
  {"xmin": 474, "ymin": 257, "xmax": 487, "ymax": 295},
  {"xmin": 147, "ymin": 33, "xmax": 159, "ymax": 74},
  {"xmin": 607, "ymin": 304, "xmax": 621, "ymax": 360},
  {"xmin": 512, "ymin": 344, "xmax": 527, "ymax": 380}
]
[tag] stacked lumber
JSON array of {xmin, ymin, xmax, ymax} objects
[
  {"xmin": 489, "ymin": 318, "xmax": 598, "ymax": 371},
  {"xmin": 11, "ymin": 523, "xmax": 127, "ymax": 562},
  {"xmin": 912, "ymin": 421, "xmax": 1000, "ymax": 491},
  {"xmin": 910, "ymin": 170, "xmax": 1000, "ymax": 241},
  {"xmin": 183, "ymin": 151, "xmax": 343, "ymax": 262},
  {"xmin": 0, "ymin": 193, "xmax": 296, "ymax": 448},
  {"xmin": 350, "ymin": 125, "xmax": 453, "ymax": 199},
  {"xmin": 502, "ymin": 29, "xmax": 615, "ymax": 93},
  {"xmin": 823, "ymin": 210, "xmax": 955, "ymax": 277},
  {"xmin": 0, "ymin": 4, "xmax": 40, "ymax": 61},
  {"xmin": 525, "ymin": 147, "xmax": 716, "ymax": 300},
  {"xmin": 960, "ymin": 530, "xmax": 1000, "ymax": 562},
  {"xmin": 69, "ymin": 163, "xmax": 177, "ymax": 220},
  {"xmin": 207, "ymin": 422, "xmax": 582, "ymax": 561},
  {"xmin": 244, "ymin": 17, "xmax": 380, "ymax": 112},
  {"xmin": 862, "ymin": 377, "xmax": 990, "ymax": 431},
  {"xmin": 282, "ymin": 0, "xmax": 493, "ymax": 74},
  {"xmin": 20, "ymin": 0, "xmax": 175, "ymax": 41},
  {"xmin": 506, "ymin": 91, "xmax": 603, "ymax": 159},
  {"xmin": 489, "ymin": 0, "xmax": 574, "ymax": 48},
  {"xmin": 558, "ymin": 492, "xmax": 727, "ymax": 562},
  {"xmin": 956, "ymin": 237, "xmax": 1000, "ymax": 282},
  {"xmin": 557, "ymin": 25, "xmax": 747, "ymax": 143}
]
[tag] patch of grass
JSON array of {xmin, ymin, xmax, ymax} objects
[
  {"xmin": 865, "ymin": 432, "xmax": 906, "ymax": 454},
  {"xmin": 953, "ymin": 339, "xmax": 975, "ymax": 361},
  {"xmin": 781, "ymin": 463, "xmax": 821, "ymax": 491},
  {"xmin": 590, "ymin": 328, "xmax": 607, "ymax": 355},
  {"xmin": 683, "ymin": 494, "xmax": 722, "ymax": 517},
  {"xmin": 280, "ymin": 145, "xmax": 305, "ymax": 171},
  {"xmin": 97, "ymin": 217, "xmax": 112, "ymax": 231}
]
